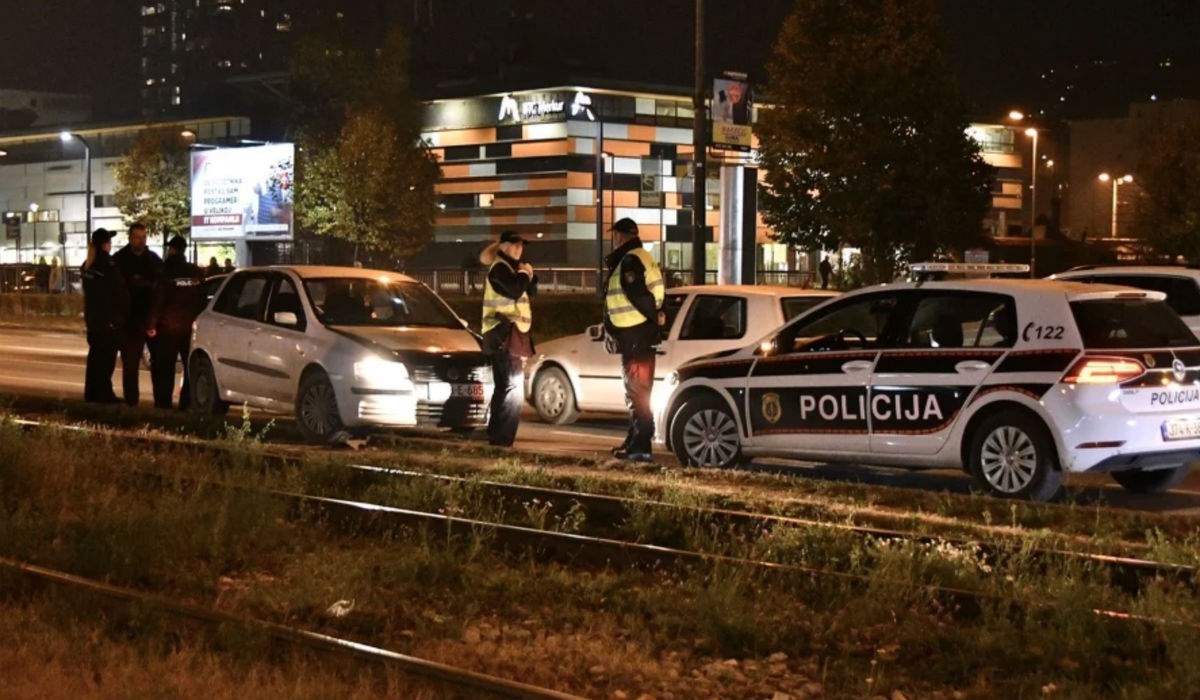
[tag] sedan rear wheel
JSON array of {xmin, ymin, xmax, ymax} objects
[
  {"xmin": 189, "ymin": 354, "xmax": 229, "ymax": 417},
  {"xmin": 532, "ymin": 367, "xmax": 579, "ymax": 425},
  {"xmin": 296, "ymin": 370, "xmax": 344, "ymax": 444},
  {"xmin": 967, "ymin": 410, "xmax": 1062, "ymax": 501},
  {"xmin": 671, "ymin": 396, "xmax": 742, "ymax": 469}
]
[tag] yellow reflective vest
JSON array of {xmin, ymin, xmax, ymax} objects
[
  {"xmin": 605, "ymin": 247, "xmax": 664, "ymax": 328},
  {"xmin": 481, "ymin": 259, "xmax": 532, "ymax": 334}
]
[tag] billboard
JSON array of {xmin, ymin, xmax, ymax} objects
[
  {"xmin": 712, "ymin": 76, "xmax": 753, "ymax": 151},
  {"xmin": 190, "ymin": 144, "xmax": 294, "ymax": 241}
]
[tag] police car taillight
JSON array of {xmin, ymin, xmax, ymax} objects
[{"xmin": 1061, "ymin": 357, "xmax": 1145, "ymax": 384}]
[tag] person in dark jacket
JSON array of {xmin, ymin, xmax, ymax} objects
[
  {"xmin": 146, "ymin": 236, "xmax": 206, "ymax": 409},
  {"xmin": 479, "ymin": 231, "xmax": 538, "ymax": 447},
  {"xmin": 112, "ymin": 223, "xmax": 163, "ymax": 406},
  {"xmin": 81, "ymin": 229, "xmax": 130, "ymax": 403},
  {"xmin": 205, "ymin": 257, "xmax": 221, "ymax": 278},
  {"xmin": 603, "ymin": 218, "xmax": 665, "ymax": 462}
]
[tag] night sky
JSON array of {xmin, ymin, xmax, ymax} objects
[{"xmin": 2, "ymin": 0, "xmax": 1198, "ymax": 122}]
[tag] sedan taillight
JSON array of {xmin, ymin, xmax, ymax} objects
[{"xmin": 1062, "ymin": 357, "xmax": 1146, "ymax": 384}]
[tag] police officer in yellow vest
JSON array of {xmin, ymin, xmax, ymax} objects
[
  {"xmin": 480, "ymin": 230, "xmax": 538, "ymax": 447},
  {"xmin": 603, "ymin": 218, "xmax": 665, "ymax": 462}
]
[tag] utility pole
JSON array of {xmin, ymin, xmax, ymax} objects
[
  {"xmin": 691, "ymin": 0, "xmax": 706, "ymax": 285},
  {"xmin": 594, "ymin": 122, "xmax": 605, "ymax": 296}
]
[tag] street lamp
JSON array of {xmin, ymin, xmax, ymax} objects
[
  {"xmin": 1008, "ymin": 110, "xmax": 1025, "ymax": 122},
  {"xmin": 60, "ymin": 131, "xmax": 91, "ymax": 287},
  {"xmin": 1098, "ymin": 173, "xmax": 1133, "ymax": 238},
  {"xmin": 1024, "ymin": 127, "xmax": 1039, "ymax": 277}
]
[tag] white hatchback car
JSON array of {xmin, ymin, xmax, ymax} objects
[
  {"xmin": 525, "ymin": 285, "xmax": 838, "ymax": 424},
  {"xmin": 1051, "ymin": 266, "xmax": 1200, "ymax": 335},
  {"xmin": 657, "ymin": 277, "xmax": 1200, "ymax": 500},
  {"xmin": 189, "ymin": 266, "xmax": 492, "ymax": 442}
]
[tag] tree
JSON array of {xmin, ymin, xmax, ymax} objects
[
  {"xmin": 756, "ymin": 0, "xmax": 994, "ymax": 283},
  {"xmin": 1136, "ymin": 117, "xmax": 1200, "ymax": 261},
  {"xmin": 291, "ymin": 27, "xmax": 440, "ymax": 266},
  {"xmin": 112, "ymin": 128, "xmax": 191, "ymax": 242}
]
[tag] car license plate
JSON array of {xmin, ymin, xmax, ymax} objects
[
  {"xmin": 1162, "ymin": 418, "xmax": 1200, "ymax": 441},
  {"xmin": 452, "ymin": 383, "xmax": 484, "ymax": 400}
]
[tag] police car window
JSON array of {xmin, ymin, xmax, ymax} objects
[
  {"xmin": 905, "ymin": 294, "xmax": 1016, "ymax": 348},
  {"xmin": 780, "ymin": 296, "xmax": 826, "ymax": 322},
  {"xmin": 214, "ymin": 273, "xmax": 269, "ymax": 321},
  {"xmin": 267, "ymin": 276, "xmax": 306, "ymax": 329},
  {"xmin": 1071, "ymin": 299, "xmax": 1196, "ymax": 348},
  {"xmin": 679, "ymin": 295, "xmax": 747, "ymax": 341},
  {"xmin": 662, "ymin": 293, "xmax": 687, "ymax": 337},
  {"xmin": 786, "ymin": 294, "xmax": 899, "ymax": 351},
  {"xmin": 1099, "ymin": 275, "xmax": 1200, "ymax": 317}
]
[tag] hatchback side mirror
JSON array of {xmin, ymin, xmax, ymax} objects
[
  {"xmin": 586, "ymin": 324, "xmax": 604, "ymax": 341},
  {"xmin": 274, "ymin": 311, "xmax": 299, "ymax": 328}
]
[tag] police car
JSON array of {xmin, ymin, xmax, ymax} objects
[{"xmin": 655, "ymin": 264, "xmax": 1200, "ymax": 500}]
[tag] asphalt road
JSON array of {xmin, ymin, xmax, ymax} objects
[{"xmin": 3, "ymin": 325, "xmax": 1200, "ymax": 512}]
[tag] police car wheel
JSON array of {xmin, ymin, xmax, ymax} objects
[
  {"xmin": 1111, "ymin": 465, "xmax": 1191, "ymax": 493},
  {"xmin": 967, "ymin": 411, "xmax": 1062, "ymax": 501},
  {"xmin": 296, "ymin": 371, "xmax": 344, "ymax": 444},
  {"xmin": 671, "ymin": 396, "xmax": 742, "ymax": 469},
  {"xmin": 533, "ymin": 367, "xmax": 579, "ymax": 424},
  {"xmin": 189, "ymin": 354, "xmax": 229, "ymax": 416}
]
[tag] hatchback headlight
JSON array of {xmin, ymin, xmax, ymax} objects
[{"xmin": 354, "ymin": 356, "xmax": 412, "ymax": 390}]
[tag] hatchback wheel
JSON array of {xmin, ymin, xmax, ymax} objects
[
  {"xmin": 967, "ymin": 410, "xmax": 1062, "ymax": 501},
  {"xmin": 189, "ymin": 354, "xmax": 229, "ymax": 417},
  {"xmin": 532, "ymin": 367, "xmax": 580, "ymax": 425},
  {"xmin": 671, "ymin": 396, "xmax": 743, "ymax": 468},
  {"xmin": 296, "ymin": 370, "xmax": 344, "ymax": 444},
  {"xmin": 1111, "ymin": 465, "xmax": 1190, "ymax": 493}
]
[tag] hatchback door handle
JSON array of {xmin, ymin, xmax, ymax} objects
[
  {"xmin": 841, "ymin": 360, "xmax": 874, "ymax": 373},
  {"xmin": 955, "ymin": 360, "xmax": 992, "ymax": 373}
]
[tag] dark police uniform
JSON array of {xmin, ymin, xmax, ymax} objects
[
  {"xmin": 113, "ymin": 242, "xmax": 163, "ymax": 406},
  {"xmin": 82, "ymin": 231, "xmax": 130, "ymax": 403},
  {"xmin": 603, "ymin": 219, "xmax": 664, "ymax": 461},
  {"xmin": 147, "ymin": 241, "xmax": 206, "ymax": 409},
  {"xmin": 481, "ymin": 235, "xmax": 537, "ymax": 447}
]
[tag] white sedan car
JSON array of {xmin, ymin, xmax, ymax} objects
[
  {"xmin": 189, "ymin": 265, "xmax": 492, "ymax": 443},
  {"xmin": 657, "ymin": 276, "xmax": 1200, "ymax": 500},
  {"xmin": 525, "ymin": 285, "xmax": 838, "ymax": 424}
]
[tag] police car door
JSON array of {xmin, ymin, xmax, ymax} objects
[
  {"xmin": 869, "ymin": 290, "xmax": 1016, "ymax": 455},
  {"xmin": 746, "ymin": 291, "xmax": 902, "ymax": 456}
]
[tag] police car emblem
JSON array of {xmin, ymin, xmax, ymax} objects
[
  {"xmin": 1144, "ymin": 353, "xmax": 1157, "ymax": 368},
  {"xmin": 1173, "ymin": 358, "xmax": 1187, "ymax": 382},
  {"xmin": 761, "ymin": 392, "xmax": 782, "ymax": 425}
]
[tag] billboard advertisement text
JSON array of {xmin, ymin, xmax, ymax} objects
[{"xmin": 191, "ymin": 144, "xmax": 294, "ymax": 241}]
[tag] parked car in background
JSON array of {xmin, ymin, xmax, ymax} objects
[
  {"xmin": 1051, "ymin": 266, "xmax": 1200, "ymax": 335},
  {"xmin": 189, "ymin": 266, "xmax": 492, "ymax": 443},
  {"xmin": 657, "ymin": 273, "xmax": 1200, "ymax": 500},
  {"xmin": 525, "ymin": 285, "xmax": 839, "ymax": 424}
]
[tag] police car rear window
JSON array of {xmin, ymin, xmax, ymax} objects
[{"xmin": 1070, "ymin": 299, "xmax": 1197, "ymax": 348}]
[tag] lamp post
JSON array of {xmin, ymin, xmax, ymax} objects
[
  {"xmin": 1024, "ymin": 127, "xmax": 1038, "ymax": 278},
  {"xmin": 60, "ymin": 131, "xmax": 91, "ymax": 288},
  {"xmin": 1098, "ymin": 172, "xmax": 1133, "ymax": 238}
]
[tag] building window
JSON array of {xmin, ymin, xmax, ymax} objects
[{"xmin": 94, "ymin": 194, "xmax": 118, "ymax": 208}]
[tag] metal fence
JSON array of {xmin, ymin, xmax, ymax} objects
[
  {"xmin": 405, "ymin": 267, "xmax": 816, "ymax": 295},
  {"xmin": 0, "ymin": 264, "xmax": 81, "ymax": 294}
]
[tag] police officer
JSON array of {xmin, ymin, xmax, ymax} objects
[
  {"xmin": 81, "ymin": 228, "xmax": 130, "ymax": 404},
  {"xmin": 146, "ymin": 236, "xmax": 206, "ymax": 409},
  {"xmin": 604, "ymin": 218, "xmax": 664, "ymax": 462},
  {"xmin": 112, "ymin": 222, "xmax": 163, "ymax": 406},
  {"xmin": 480, "ymin": 230, "xmax": 537, "ymax": 447}
]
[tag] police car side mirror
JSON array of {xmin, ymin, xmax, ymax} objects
[
  {"xmin": 273, "ymin": 311, "xmax": 299, "ymax": 328},
  {"xmin": 587, "ymin": 324, "xmax": 604, "ymax": 341}
]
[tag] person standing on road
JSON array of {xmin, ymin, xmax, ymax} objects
[
  {"xmin": 81, "ymin": 229, "xmax": 129, "ymax": 404},
  {"xmin": 112, "ymin": 222, "xmax": 163, "ymax": 406},
  {"xmin": 819, "ymin": 255, "xmax": 833, "ymax": 290},
  {"xmin": 604, "ymin": 218, "xmax": 664, "ymax": 462},
  {"xmin": 480, "ymin": 230, "xmax": 537, "ymax": 447},
  {"xmin": 146, "ymin": 236, "xmax": 206, "ymax": 410}
]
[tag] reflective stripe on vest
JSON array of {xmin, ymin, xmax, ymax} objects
[
  {"xmin": 605, "ymin": 247, "xmax": 664, "ymax": 328},
  {"xmin": 481, "ymin": 259, "xmax": 532, "ymax": 334}
]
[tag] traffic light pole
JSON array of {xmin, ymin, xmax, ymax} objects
[{"xmin": 691, "ymin": 0, "xmax": 706, "ymax": 285}]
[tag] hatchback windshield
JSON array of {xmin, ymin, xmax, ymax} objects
[
  {"xmin": 305, "ymin": 278, "xmax": 461, "ymax": 328},
  {"xmin": 1070, "ymin": 298, "xmax": 1198, "ymax": 348}
]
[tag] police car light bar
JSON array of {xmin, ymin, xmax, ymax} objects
[{"xmin": 909, "ymin": 263, "xmax": 1031, "ymax": 275}]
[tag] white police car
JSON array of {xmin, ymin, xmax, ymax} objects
[{"xmin": 656, "ymin": 265, "xmax": 1200, "ymax": 500}]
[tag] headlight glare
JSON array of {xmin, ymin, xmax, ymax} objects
[{"xmin": 354, "ymin": 356, "xmax": 412, "ymax": 389}]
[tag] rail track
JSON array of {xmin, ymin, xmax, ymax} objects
[{"xmin": 0, "ymin": 555, "xmax": 586, "ymax": 700}]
